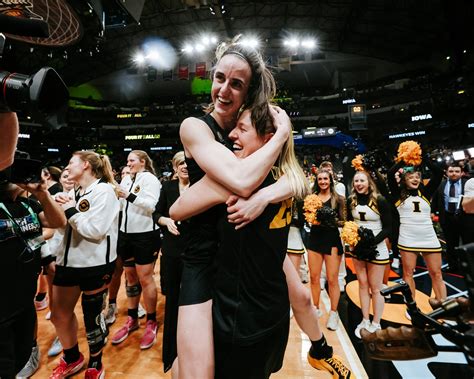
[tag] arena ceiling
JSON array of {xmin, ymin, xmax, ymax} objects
[{"xmin": 1, "ymin": 0, "xmax": 472, "ymax": 96}]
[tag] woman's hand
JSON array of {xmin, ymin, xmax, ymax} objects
[
  {"xmin": 269, "ymin": 106, "xmax": 291, "ymax": 140},
  {"xmin": 55, "ymin": 192, "xmax": 75, "ymax": 210},
  {"xmin": 226, "ymin": 192, "xmax": 268, "ymax": 230},
  {"xmin": 165, "ymin": 217, "xmax": 180, "ymax": 236},
  {"xmin": 118, "ymin": 186, "xmax": 130, "ymax": 199}
]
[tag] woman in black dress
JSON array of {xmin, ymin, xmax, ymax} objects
[{"xmin": 154, "ymin": 151, "xmax": 189, "ymax": 378}]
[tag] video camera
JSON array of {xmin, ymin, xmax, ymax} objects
[{"xmin": 0, "ymin": 150, "xmax": 42, "ymax": 185}]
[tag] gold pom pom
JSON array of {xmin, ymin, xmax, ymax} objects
[
  {"xmin": 395, "ymin": 140, "xmax": 422, "ymax": 166},
  {"xmin": 303, "ymin": 194, "xmax": 323, "ymax": 225},
  {"xmin": 351, "ymin": 155, "xmax": 364, "ymax": 171},
  {"xmin": 341, "ymin": 221, "xmax": 360, "ymax": 247}
]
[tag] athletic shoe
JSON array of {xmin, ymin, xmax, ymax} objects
[
  {"xmin": 84, "ymin": 366, "xmax": 105, "ymax": 379},
  {"xmin": 138, "ymin": 303, "xmax": 146, "ymax": 319},
  {"xmin": 104, "ymin": 303, "xmax": 118, "ymax": 325},
  {"xmin": 405, "ymin": 309, "xmax": 412, "ymax": 321},
  {"xmin": 111, "ymin": 316, "xmax": 139, "ymax": 345},
  {"xmin": 34, "ymin": 296, "xmax": 49, "ymax": 311},
  {"xmin": 48, "ymin": 336, "xmax": 63, "ymax": 357},
  {"xmin": 326, "ymin": 311, "xmax": 340, "ymax": 331},
  {"xmin": 354, "ymin": 319, "xmax": 371, "ymax": 339},
  {"xmin": 49, "ymin": 353, "xmax": 85, "ymax": 379},
  {"xmin": 140, "ymin": 320, "xmax": 158, "ymax": 349},
  {"xmin": 366, "ymin": 322, "xmax": 381, "ymax": 333},
  {"xmin": 307, "ymin": 353, "xmax": 354, "ymax": 378},
  {"xmin": 17, "ymin": 345, "xmax": 40, "ymax": 378}
]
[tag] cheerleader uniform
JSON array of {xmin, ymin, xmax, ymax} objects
[
  {"xmin": 387, "ymin": 160, "xmax": 443, "ymax": 254},
  {"xmin": 307, "ymin": 197, "xmax": 345, "ymax": 255},
  {"xmin": 287, "ymin": 200, "xmax": 305, "ymax": 255},
  {"xmin": 347, "ymin": 194, "xmax": 392, "ymax": 264}
]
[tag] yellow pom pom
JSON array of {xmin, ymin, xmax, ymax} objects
[
  {"xmin": 395, "ymin": 140, "xmax": 422, "ymax": 166},
  {"xmin": 351, "ymin": 155, "xmax": 364, "ymax": 171},
  {"xmin": 303, "ymin": 194, "xmax": 323, "ymax": 225},
  {"xmin": 341, "ymin": 221, "xmax": 360, "ymax": 247}
]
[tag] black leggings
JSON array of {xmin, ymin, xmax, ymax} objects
[{"xmin": 0, "ymin": 304, "xmax": 36, "ymax": 378}]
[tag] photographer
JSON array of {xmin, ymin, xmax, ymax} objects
[
  {"xmin": 0, "ymin": 111, "xmax": 19, "ymax": 171},
  {"xmin": 0, "ymin": 167, "xmax": 66, "ymax": 378}
]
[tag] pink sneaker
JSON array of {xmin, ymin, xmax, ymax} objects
[
  {"xmin": 49, "ymin": 353, "xmax": 85, "ymax": 378},
  {"xmin": 111, "ymin": 316, "xmax": 139, "ymax": 345},
  {"xmin": 140, "ymin": 320, "xmax": 158, "ymax": 349},
  {"xmin": 84, "ymin": 366, "xmax": 105, "ymax": 379}
]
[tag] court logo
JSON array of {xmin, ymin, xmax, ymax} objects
[{"xmin": 78, "ymin": 199, "xmax": 90, "ymax": 212}]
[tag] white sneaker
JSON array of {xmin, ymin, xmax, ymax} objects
[
  {"xmin": 138, "ymin": 303, "xmax": 146, "ymax": 319},
  {"xmin": 354, "ymin": 319, "xmax": 371, "ymax": 339},
  {"xmin": 405, "ymin": 309, "xmax": 412, "ymax": 321},
  {"xmin": 391, "ymin": 258, "xmax": 400, "ymax": 269},
  {"xmin": 367, "ymin": 322, "xmax": 381, "ymax": 333},
  {"xmin": 326, "ymin": 311, "xmax": 340, "ymax": 331},
  {"xmin": 105, "ymin": 303, "xmax": 118, "ymax": 325},
  {"xmin": 16, "ymin": 345, "xmax": 40, "ymax": 378},
  {"xmin": 47, "ymin": 336, "xmax": 63, "ymax": 357}
]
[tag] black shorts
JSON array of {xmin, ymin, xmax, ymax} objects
[
  {"xmin": 178, "ymin": 223, "xmax": 217, "ymax": 306},
  {"xmin": 214, "ymin": 318, "xmax": 290, "ymax": 379},
  {"xmin": 118, "ymin": 230, "xmax": 161, "ymax": 265},
  {"xmin": 307, "ymin": 225, "xmax": 343, "ymax": 255},
  {"xmin": 0, "ymin": 304, "xmax": 36, "ymax": 378},
  {"xmin": 53, "ymin": 262, "xmax": 115, "ymax": 291}
]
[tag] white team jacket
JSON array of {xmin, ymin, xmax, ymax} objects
[
  {"xmin": 120, "ymin": 171, "xmax": 161, "ymax": 234},
  {"xmin": 56, "ymin": 179, "xmax": 120, "ymax": 268}
]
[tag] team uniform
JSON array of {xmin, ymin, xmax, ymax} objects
[
  {"xmin": 287, "ymin": 201, "xmax": 305, "ymax": 255},
  {"xmin": 0, "ymin": 197, "xmax": 44, "ymax": 377},
  {"xmin": 387, "ymin": 160, "xmax": 444, "ymax": 254},
  {"xmin": 118, "ymin": 171, "xmax": 161, "ymax": 265},
  {"xmin": 307, "ymin": 198, "xmax": 345, "ymax": 255},
  {"xmin": 347, "ymin": 194, "xmax": 391, "ymax": 264},
  {"xmin": 54, "ymin": 179, "xmax": 120, "ymax": 289},
  {"xmin": 213, "ymin": 172, "xmax": 290, "ymax": 379},
  {"xmin": 179, "ymin": 114, "xmax": 232, "ymax": 306},
  {"xmin": 396, "ymin": 190, "xmax": 441, "ymax": 253}
]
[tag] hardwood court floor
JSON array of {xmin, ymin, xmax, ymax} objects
[{"xmin": 34, "ymin": 266, "xmax": 366, "ymax": 378}]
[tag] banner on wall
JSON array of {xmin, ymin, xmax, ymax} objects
[
  {"xmin": 195, "ymin": 62, "xmax": 206, "ymax": 78},
  {"xmin": 178, "ymin": 64, "xmax": 189, "ymax": 80}
]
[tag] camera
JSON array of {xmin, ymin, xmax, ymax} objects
[
  {"xmin": 0, "ymin": 151, "xmax": 42, "ymax": 184},
  {"xmin": 0, "ymin": 67, "xmax": 68, "ymax": 116}
]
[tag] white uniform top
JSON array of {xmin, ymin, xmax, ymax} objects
[
  {"xmin": 56, "ymin": 179, "xmax": 120, "ymax": 268},
  {"xmin": 120, "ymin": 171, "xmax": 161, "ymax": 234},
  {"xmin": 351, "ymin": 201, "xmax": 389, "ymax": 262},
  {"xmin": 396, "ymin": 191, "xmax": 441, "ymax": 252},
  {"xmin": 335, "ymin": 182, "xmax": 346, "ymax": 197}
]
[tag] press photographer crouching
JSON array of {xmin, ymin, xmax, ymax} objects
[{"xmin": 0, "ymin": 154, "xmax": 66, "ymax": 378}]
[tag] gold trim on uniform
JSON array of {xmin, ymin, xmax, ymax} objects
[
  {"xmin": 78, "ymin": 199, "xmax": 90, "ymax": 212},
  {"xmin": 398, "ymin": 244, "xmax": 442, "ymax": 253},
  {"xmin": 287, "ymin": 248, "xmax": 305, "ymax": 254}
]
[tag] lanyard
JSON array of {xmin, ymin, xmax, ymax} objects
[{"xmin": 0, "ymin": 200, "xmax": 42, "ymax": 242}]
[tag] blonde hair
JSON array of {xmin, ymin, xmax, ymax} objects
[
  {"xmin": 172, "ymin": 151, "xmax": 185, "ymax": 172},
  {"xmin": 130, "ymin": 150, "xmax": 156, "ymax": 176},
  {"xmin": 206, "ymin": 35, "xmax": 276, "ymax": 114},
  {"xmin": 73, "ymin": 151, "xmax": 116, "ymax": 185},
  {"xmin": 349, "ymin": 171, "xmax": 380, "ymax": 210}
]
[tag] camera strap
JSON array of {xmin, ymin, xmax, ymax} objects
[{"xmin": 0, "ymin": 201, "xmax": 45, "ymax": 253}]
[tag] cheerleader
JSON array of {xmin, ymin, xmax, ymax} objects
[
  {"xmin": 306, "ymin": 170, "xmax": 346, "ymax": 330},
  {"xmin": 387, "ymin": 157, "xmax": 446, "ymax": 303},
  {"xmin": 346, "ymin": 171, "xmax": 392, "ymax": 337},
  {"xmin": 111, "ymin": 150, "xmax": 161, "ymax": 350},
  {"xmin": 51, "ymin": 151, "xmax": 120, "ymax": 379}
]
